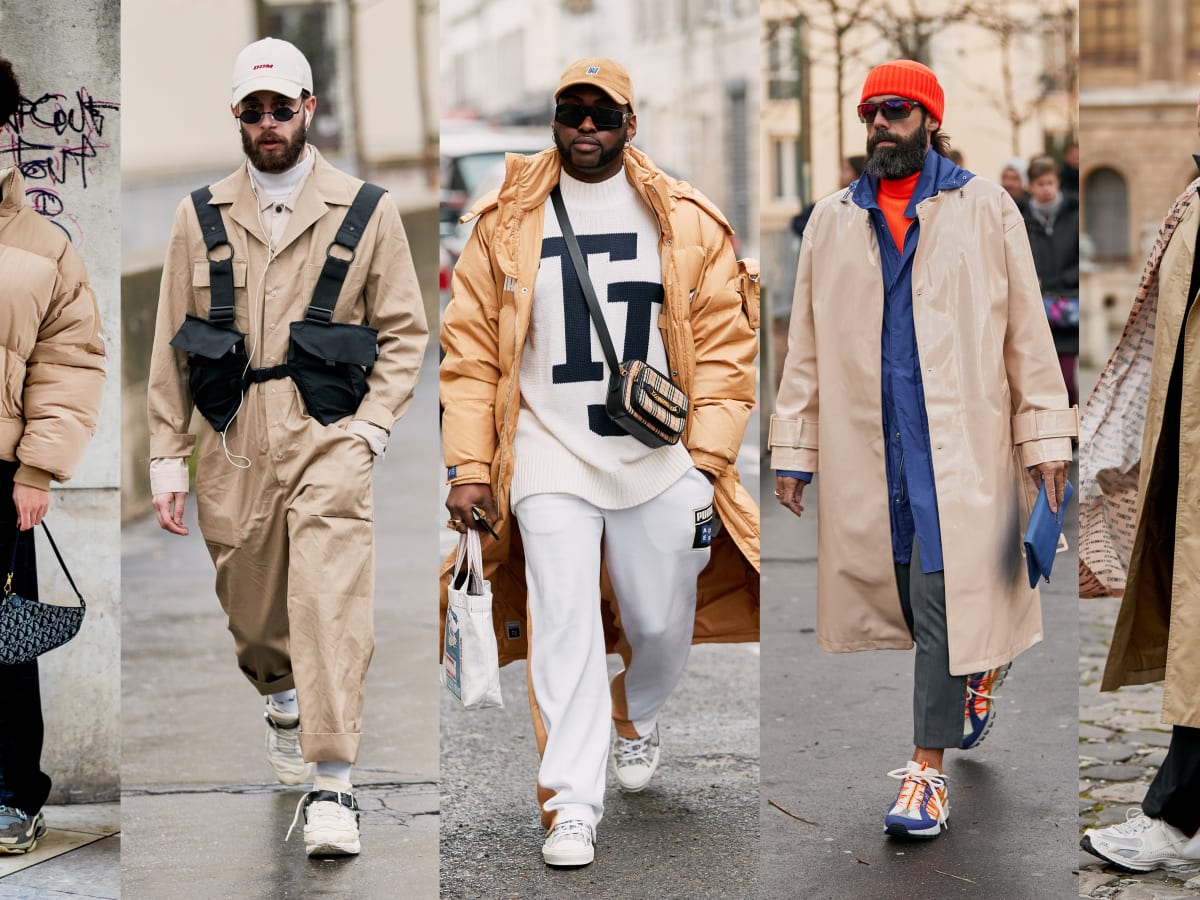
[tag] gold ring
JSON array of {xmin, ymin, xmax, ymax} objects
[{"xmin": 447, "ymin": 518, "xmax": 462, "ymax": 529}]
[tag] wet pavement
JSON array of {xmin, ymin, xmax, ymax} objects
[
  {"xmin": 759, "ymin": 464, "xmax": 1081, "ymax": 899},
  {"xmin": 119, "ymin": 355, "xmax": 441, "ymax": 899},
  {"xmin": 438, "ymin": 415, "xmax": 761, "ymax": 898}
]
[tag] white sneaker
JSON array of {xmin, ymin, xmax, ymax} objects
[
  {"xmin": 1082, "ymin": 808, "xmax": 1200, "ymax": 873},
  {"xmin": 286, "ymin": 789, "xmax": 361, "ymax": 857},
  {"xmin": 265, "ymin": 702, "xmax": 315, "ymax": 786},
  {"xmin": 611, "ymin": 725, "xmax": 660, "ymax": 792},
  {"xmin": 541, "ymin": 818, "xmax": 594, "ymax": 867}
]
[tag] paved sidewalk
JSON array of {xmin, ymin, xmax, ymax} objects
[
  {"xmin": 0, "ymin": 802, "xmax": 119, "ymax": 898},
  {"xmin": 760, "ymin": 464, "xmax": 1081, "ymax": 899},
  {"xmin": 1078, "ymin": 599, "xmax": 1200, "ymax": 897},
  {"xmin": 438, "ymin": 413, "xmax": 761, "ymax": 897},
  {"xmin": 119, "ymin": 355, "xmax": 441, "ymax": 898},
  {"xmin": 1075, "ymin": 363, "xmax": 1200, "ymax": 899}
]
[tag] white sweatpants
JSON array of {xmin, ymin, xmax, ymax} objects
[{"xmin": 513, "ymin": 467, "xmax": 715, "ymax": 831}]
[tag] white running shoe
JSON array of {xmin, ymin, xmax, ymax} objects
[
  {"xmin": 541, "ymin": 818, "xmax": 595, "ymax": 867},
  {"xmin": 265, "ymin": 702, "xmax": 315, "ymax": 786},
  {"xmin": 1081, "ymin": 808, "xmax": 1200, "ymax": 873},
  {"xmin": 611, "ymin": 725, "xmax": 660, "ymax": 793},
  {"xmin": 286, "ymin": 789, "xmax": 361, "ymax": 857}
]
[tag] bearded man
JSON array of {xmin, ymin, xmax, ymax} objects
[
  {"xmin": 146, "ymin": 37, "xmax": 427, "ymax": 857},
  {"xmin": 769, "ymin": 59, "xmax": 1074, "ymax": 839},
  {"xmin": 440, "ymin": 57, "xmax": 759, "ymax": 867}
]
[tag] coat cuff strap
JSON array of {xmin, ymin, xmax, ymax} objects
[
  {"xmin": 767, "ymin": 415, "xmax": 818, "ymax": 451},
  {"xmin": 1010, "ymin": 407, "xmax": 1079, "ymax": 444}
]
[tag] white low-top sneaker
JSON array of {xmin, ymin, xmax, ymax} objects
[
  {"xmin": 265, "ymin": 703, "xmax": 315, "ymax": 786},
  {"xmin": 286, "ymin": 789, "xmax": 361, "ymax": 857},
  {"xmin": 1082, "ymin": 808, "xmax": 1200, "ymax": 873},
  {"xmin": 611, "ymin": 725, "xmax": 660, "ymax": 793},
  {"xmin": 541, "ymin": 818, "xmax": 595, "ymax": 867}
]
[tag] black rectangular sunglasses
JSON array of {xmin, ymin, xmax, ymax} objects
[{"xmin": 554, "ymin": 103, "xmax": 629, "ymax": 130}]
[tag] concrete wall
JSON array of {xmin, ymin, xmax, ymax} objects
[{"xmin": 0, "ymin": 0, "xmax": 121, "ymax": 802}]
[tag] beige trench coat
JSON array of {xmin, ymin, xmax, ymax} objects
[
  {"xmin": 769, "ymin": 177, "xmax": 1074, "ymax": 676},
  {"xmin": 1099, "ymin": 188, "xmax": 1200, "ymax": 728}
]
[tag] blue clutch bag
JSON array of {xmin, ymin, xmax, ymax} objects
[{"xmin": 1024, "ymin": 479, "xmax": 1073, "ymax": 588}]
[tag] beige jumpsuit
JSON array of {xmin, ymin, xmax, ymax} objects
[{"xmin": 148, "ymin": 149, "xmax": 428, "ymax": 761}]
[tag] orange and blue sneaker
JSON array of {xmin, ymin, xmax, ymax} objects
[
  {"xmin": 961, "ymin": 662, "xmax": 1011, "ymax": 750},
  {"xmin": 884, "ymin": 761, "xmax": 949, "ymax": 839}
]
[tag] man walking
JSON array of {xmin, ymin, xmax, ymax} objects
[
  {"xmin": 1079, "ymin": 119, "xmax": 1200, "ymax": 872},
  {"xmin": 770, "ymin": 60, "xmax": 1073, "ymax": 839},
  {"xmin": 440, "ymin": 58, "xmax": 759, "ymax": 867},
  {"xmin": 147, "ymin": 37, "xmax": 427, "ymax": 857}
]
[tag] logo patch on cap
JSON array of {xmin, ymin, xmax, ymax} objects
[
  {"xmin": 586, "ymin": 66, "xmax": 600, "ymax": 75},
  {"xmin": 253, "ymin": 64, "xmax": 274, "ymax": 71}
]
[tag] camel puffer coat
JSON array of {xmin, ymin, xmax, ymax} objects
[
  {"xmin": 0, "ymin": 166, "xmax": 105, "ymax": 490},
  {"xmin": 440, "ymin": 145, "xmax": 760, "ymax": 665}
]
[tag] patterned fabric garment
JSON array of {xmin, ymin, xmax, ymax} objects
[{"xmin": 1079, "ymin": 179, "xmax": 1200, "ymax": 598}]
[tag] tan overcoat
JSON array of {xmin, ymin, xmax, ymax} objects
[
  {"xmin": 1097, "ymin": 186, "xmax": 1200, "ymax": 728},
  {"xmin": 439, "ymin": 146, "xmax": 760, "ymax": 666},
  {"xmin": 769, "ymin": 177, "xmax": 1074, "ymax": 676}
]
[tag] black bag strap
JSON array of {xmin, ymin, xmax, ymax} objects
[
  {"xmin": 549, "ymin": 185, "xmax": 623, "ymax": 377},
  {"xmin": 190, "ymin": 187, "xmax": 237, "ymax": 326},
  {"xmin": 5, "ymin": 523, "xmax": 85, "ymax": 609},
  {"xmin": 305, "ymin": 182, "xmax": 388, "ymax": 324}
]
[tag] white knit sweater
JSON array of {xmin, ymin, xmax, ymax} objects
[{"xmin": 510, "ymin": 168, "xmax": 693, "ymax": 509}]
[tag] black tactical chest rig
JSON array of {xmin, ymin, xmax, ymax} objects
[{"xmin": 169, "ymin": 182, "xmax": 386, "ymax": 430}]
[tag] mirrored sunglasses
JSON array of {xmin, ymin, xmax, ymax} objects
[
  {"xmin": 554, "ymin": 103, "xmax": 629, "ymax": 130},
  {"xmin": 857, "ymin": 99, "xmax": 921, "ymax": 123}
]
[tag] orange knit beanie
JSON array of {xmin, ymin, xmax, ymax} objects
[{"xmin": 860, "ymin": 60, "xmax": 944, "ymax": 125}]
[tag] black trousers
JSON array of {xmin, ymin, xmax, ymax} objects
[
  {"xmin": 0, "ymin": 460, "xmax": 50, "ymax": 815},
  {"xmin": 1143, "ymin": 725, "xmax": 1200, "ymax": 836}
]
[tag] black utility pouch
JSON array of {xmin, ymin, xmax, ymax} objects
[
  {"xmin": 287, "ymin": 320, "xmax": 378, "ymax": 425},
  {"xmin": 170, "ymin": 315, "xmax": 248, "ymax": 432}
]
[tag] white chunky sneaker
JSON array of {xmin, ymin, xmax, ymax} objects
[
  {"xmin": 611, "ymin": 725, "xmax": 660, "ymax": 793},
  {"xmin": 286, "ymin": 789, "xmax": 361, "ymax": 857},
  {"xmin": 541, "ymin": 818, "xmax": 595, "ymax": 867},
  {"xmin": 265, "ymin": 702, "xmax": 315, "ymax": 786},
  {"xmin": 1081, "ymin": 808, "xmax": 1200, "ymax": 873}
]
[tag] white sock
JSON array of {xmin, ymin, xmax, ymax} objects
[
  {"xmin": 314, "ymin": 761, "xmax": 352, "ymax": 788},
  {"xmin": 267, "ymin": 690, "xmax": 298, "ymax": 716}
]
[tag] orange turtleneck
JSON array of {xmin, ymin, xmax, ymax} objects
[{"xmin": 877, "ymin": 171, "xmax": 921, "ymax": 252}]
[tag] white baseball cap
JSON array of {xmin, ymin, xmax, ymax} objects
[{"xmin": 231, "ymin": 37, "xmax": 313, "ymax": 105}]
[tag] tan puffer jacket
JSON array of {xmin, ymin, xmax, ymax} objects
[
  {"xmin": 440, "ymin": 145, "xmax": 760, "ymax": 665},
  {"xmin": 0, "ymin": 167, "xmax": 106, "ymax": 489}
]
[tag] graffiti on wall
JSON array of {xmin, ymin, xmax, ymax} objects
[{"xmin": 0, "ymin": 87, "xmax": 119, "ymax": 244}]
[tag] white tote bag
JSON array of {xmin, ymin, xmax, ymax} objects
[{"xmin": 442, "ymin": 529, "xmax": 503, "ymax": 709}]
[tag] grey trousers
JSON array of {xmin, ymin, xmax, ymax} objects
[{"xmin": 894, "ymin": 538, "xmax": 968, "ymax": 749}]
